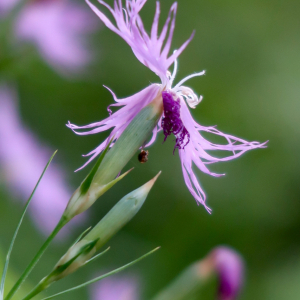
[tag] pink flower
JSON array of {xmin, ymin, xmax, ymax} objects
[
  {"xmin": 90, "ymin": 274, "xmax": 140, "ymax": 300},
  {"xmin": 0, "ymin": 84, "xmax": 83, "ymax": 235},
  {"xmin": 211, "ymin": 247, "xmax": 244, "ymax": 300},
  {"xmin": 0, "ymin": 0, "xmax": 19, "ymax": 16},
  {"xmin": 2, "ymin": 0, "xmax": 98, "ymax": 75},
  {"xmin": 68, "ymin": 0, "xmax": 266, "ymax": 211}
]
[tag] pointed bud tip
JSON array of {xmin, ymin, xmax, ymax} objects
[
  {"xmin": 137, "ymin": 171, "xmax": 161, "ymax": 199},
  {"xmin": 144, "ymin": 171, "xmax": 161, "ymax": 190},
  {"xmin": 125, "ymin": 167, "xmax": 135, "ymax": 174},
  {"xmin": 117, "ymin": 167, "xmax": 134, "ymax": 180}
]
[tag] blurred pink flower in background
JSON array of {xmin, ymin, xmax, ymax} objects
[
  {"xmin": 90, "ymin": 274, "xmax": 140, "ymax": 300},
  {"xmin": 1, "ymin": 0, "xmax": 98, "ymax": 75},
  {"xmin": 0, "ymin": 0, "xmax": 19, "ymax": 16},
  {"xmin": 0, "ymin": 84, "xmax": 83, "ymax": 235},
  {"xmin": 209, "ymin": 246, "xmax": 244, "ymax": 300}
]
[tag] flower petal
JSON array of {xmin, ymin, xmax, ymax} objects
[
  {"xmin": 178, "ymin": 98, "xmax": 266, "ymax": 209},
  {"xmin": 67, "ymin": 84, "xmax": 161, "ymax": 170},
  {"xmin": 86, "ymin": 0, "xmax": 193, "ymax": 83},
  {"xmin": 16, "ymin": 0, "xmax": 97, "ymax": 75}
]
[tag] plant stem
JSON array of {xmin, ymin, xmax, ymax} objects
[
  {"xmin": 4, "ymin": 217, "xmax": 68, "ymax": 300},
  {"xmin": 151, "ymin": 263, "xmax": 205, "ymax": 300},
  {"xmin": 21, "ymin": 278, "xmax": 48, "ymax": 300}
]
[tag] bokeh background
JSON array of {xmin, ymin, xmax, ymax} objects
[{"xmin": 1, "ymin": 0, "xmax": 300, "ymax": 299}]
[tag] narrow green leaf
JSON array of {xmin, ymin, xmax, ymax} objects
[
  {"xmin": 93, "ymin": 104, "xmax": 162, "ymax": 185},
  {"xmin": 0, "ymin": 151, "xmax": 57, "ymax": 300},
  {"xmin": 41, "ymin": 247, "xmax": 160, "ymax": 300},
  {"xmin": 84, "ymin": 247, "xmax": 110, "ymax": 266},
  {"xmin": 51, "ymin": 239, "xmax": 99, "ymax": 277},
  {"xmin": 71, "ymin": 227, "xmax": 92, "ymax": 247},
  {"xmin": 5, "ymin": 218, "xmax": 67, "ymax": 300},
  {"xmin": 80, "ymin": 138, "xmax": 113, "ymax": 195},
  {"xmin": 97, "ymin": 167, "xmax": 134, "ymax": 197}
]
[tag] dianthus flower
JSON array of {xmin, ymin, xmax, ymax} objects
[{"xmin": 68, "ymin": 0, "xmax": 266, "ymax": 211}]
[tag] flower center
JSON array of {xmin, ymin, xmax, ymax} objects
[
  {"xmin": 161, "ymin": 91, "xmax": 190, "ymax": 153},
  {"xmin": 166, "ymin": 57, "xmax": 205, "ymax": 108},
  {"xmin": 175, "ymin": 86, "xmax": 202, "ymax": 109}
]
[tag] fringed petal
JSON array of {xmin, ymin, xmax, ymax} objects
[
  {"xmin": 144, "ymin": 117, "xmax": 163, "ymax": 148},
  {"xmin": 180, "ymin": 99, "xmax": 266, "ymax": 163},
  {"xmin": 86, "ymin": 0, "xmax": 193, "ymax": 83},
  {"xmin": 68, "ymin": 84, "xmax": 161, "ymax": 169},
  {"xmin": 180, "ymin": 150, "xmax": 212, "ymax": 213},
  {"xmin": 176, "ymin": 97, "xmax": 266, "ymax": 209}
]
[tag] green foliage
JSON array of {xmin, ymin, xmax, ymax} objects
[
  {"xmin": 1, "ymin": 0, "xmax": 300, "ymax": 299},
  {"xmin": 0, "ymin": 151, "xmax": 57, "ymax": 300},
  {"xmin": 79, "ymin": 138, "xmax": 113, "ymax": 195},
  {"xmin": 41, "ymin": 247, "xmax": 160, "ymax": 300}
]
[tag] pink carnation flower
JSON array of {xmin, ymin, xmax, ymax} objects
[{"xmin": 68, "ymin": 0, "xmax": 266, "ymax": 211}]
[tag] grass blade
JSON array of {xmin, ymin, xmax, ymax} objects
[
  {"xmin": 41, "ymin": 247, "xmax": 160, "ymax": 300},
  {"xmin": 0, "ymin": 151, "xmax": 57, "ymax": 300},
  {"xmin": 84, "ymin": 247, "xmax": 110, "ymax": 265},
  {"xmin": 79, "ymin": 137, "xmax": 113, "ymax": 195},
  {"xmin": 71, "ymin": 227, "xmax": 92, "ymax": 248}
]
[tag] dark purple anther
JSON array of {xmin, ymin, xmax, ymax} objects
[{"xmin": 161, "ymin": 91, "xmax": 190, "ymax": 153}]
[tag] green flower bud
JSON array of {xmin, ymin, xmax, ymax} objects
[
  {"xmin": 93, "ymin": 95, "xmax": 163, "ymax": 186},
  {"xmin": 34, "ymin": 172, "xmax": 161, "ymax": 292},
  {"xmin": 63, "ymin": 98, "xmax": 162, "ymax": 221}
]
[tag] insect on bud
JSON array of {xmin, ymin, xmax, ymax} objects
[
  {"xmin": 138, "ymin": 150, "xmax": 149, "ymax": 163},
  {"xmin": 63, "ymin": 95, "xmax": 162, "ymax": 221}
]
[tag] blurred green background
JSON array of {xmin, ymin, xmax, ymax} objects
[{"xmin": 1, "ymin": 0, "xmax": 300, "ymax": 299}]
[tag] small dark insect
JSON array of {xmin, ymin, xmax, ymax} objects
[{"xmin": 138, "ymin": 150, "xmax": 149, "ymax": 163}]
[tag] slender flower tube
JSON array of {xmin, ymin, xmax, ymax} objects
[
  {"xmin": 63, "ymin": 96, "xmax": 162, "ymax": 220},
  {"xmin": 68, "ymin": 0, "xmax": 266, "ymax": 211}
]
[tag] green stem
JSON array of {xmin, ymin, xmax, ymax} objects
[
  {"xmin": 21, "ymin": 278, "xmax": 48, "ymax": 300},
  {"xmin": 151, "ymin": 263, "xmax": 205, "ymax": 300},
  {"xmin": 4, "ymin": 217, "xmax": 68, "ymax": 300}
]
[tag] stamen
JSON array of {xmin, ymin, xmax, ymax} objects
[
  {"xmin": 173, "ymin": 70, "xmax": 205, "ymax": 89},
  {"xmin": 188, "ymin": 95, "xmax": 203, "ymax": 109},
  {"xmin": 122, "ymin": 8, "xmax": 129, "ymax": 25},
  {"xmin": 170, "ymin": 51, "xmax": 178, "ymax": 83},
  {"xmin": 161, "ymin": 91, "xmax": 190, "ymax": 153},
  {"xmin": 176, "ymin": 86, "xmax": 203, "ymax": 109},
  {"xmin": 166, "ymin": 71, "xmax": 172, "ymax": 81}
]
